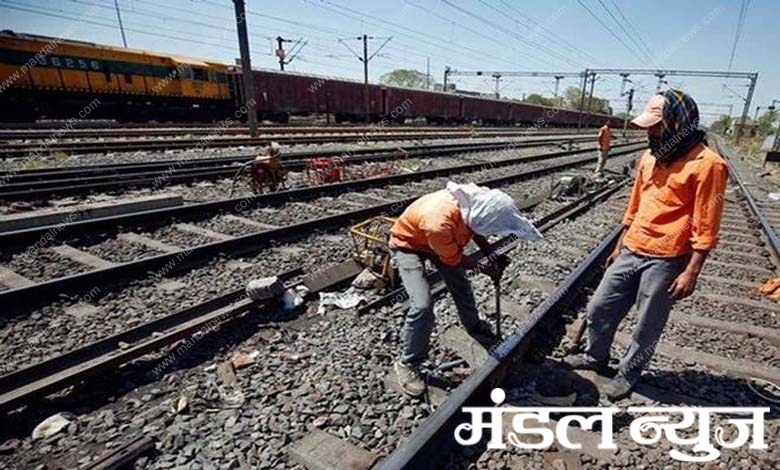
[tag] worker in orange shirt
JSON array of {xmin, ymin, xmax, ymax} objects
[
  {"xmin": 563, "ymin": 90, "xmax": 729, "ymax": 400},
  {"xmin": 595, "ymin": 121, "xmax": 612, "ymax": 177},
  {"xmin": 389, "ymin": 182, "xmax": 542, "ymax": 397}
]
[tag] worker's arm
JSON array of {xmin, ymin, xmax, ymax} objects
[{"xmin": 669, "ymin": 158, "xmax": 729, "ymax": 300}]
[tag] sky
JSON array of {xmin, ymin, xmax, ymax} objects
[{"xmin": 3, "ymin": 0, "xmax": 777, "ymax": 124}]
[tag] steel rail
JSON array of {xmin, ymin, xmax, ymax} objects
[
  {"xmin": 0, "ymin": 137, "xmax": 604, "ymax": 200},
  {"xmin": 0, "ymin": 267, "xmax": 304, "ymax": 412},
  {"xmin": 0, "ymin": 127, "xmax": 588, "ymax": 140},
  {"xmin": 0, "ymin": 181, "xmax": 625, "ymax": 413},
  {"xmin": 357, "ymin": 181, "xmax": 627, "ymax": 316},
  {"xmin": 0, "ymin": 142, "xmax": 644, "ymax": 250},
  {"xmin": 711, "ymin": 135, "xmax": 780, "ymax": 262},
  {"xmin": 0, "ymin": 144, "xmax": 644, "ymax": 314},
  {"xmin": 379, "ymin": 223, "xmax": 623, "ymax": 469},
  {"xmin": 0, "ymin": 131, "xmax": 609, "ymax": 158},
  {"xmin": 2, "ymin": 135, "xmax": 598, "ymax": 183}
]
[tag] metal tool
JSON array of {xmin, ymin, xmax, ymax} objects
[{"xmin": 493, "ymin": 277, "xmax": 502, "ymax": 341}]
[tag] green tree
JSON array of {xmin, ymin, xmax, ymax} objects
[
  {"xmin": 379, "ymin": 69, "xmax": 433, "ymax": 89},
  {"xmin": 709, "ymin": 115, "xmax": 733, "ymax": 135},
  {"xmin": 755, "ymin": 110, "xmax": 778, "ymax": 135},
  {"xmin": 523, "ymin": 93, "xmax": 558, "ymax": 107},
  {"xmin": 562, "ymin": 86, "xmax": 611, "ymax": 114}
]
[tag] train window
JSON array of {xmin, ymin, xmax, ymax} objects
[
  {"xmin": 208, "ymin": 70, "xmax": 216, "ymax": 82},
  {"xmin": 124, "ymin": 73, "xmax": 132, "ymax": 84},
  {"xmin": 192, "ymin": 68, "xmax": 206, "ymax": 81}
]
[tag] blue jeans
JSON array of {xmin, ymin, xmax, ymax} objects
[
  {"xmin": 585, "ymin": 248, "xmax": 689, "ymax": 382},
  {"xmin": 392, "ymin": 250, "xmax": 479, "ymax": 366}
]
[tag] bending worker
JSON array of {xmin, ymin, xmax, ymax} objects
[
  {"xmin": 595, "ymin": 121, "xmax": 611, "ymax": 177},
  {"xmin": 563, "ymin": 90, "xmax": 729, "ymax": 400},
  {"xmin": 389, "ymin": 181, "xmax": 542, "ymax": 397}
]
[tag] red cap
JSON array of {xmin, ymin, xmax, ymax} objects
[{"xmin": 631, "ymin": 94, "xmax": 667, "ymax": 128}]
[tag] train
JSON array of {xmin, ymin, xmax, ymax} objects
[{"xmin": 0, "ymin": 31, "xmax": 622, "ymax": 127}]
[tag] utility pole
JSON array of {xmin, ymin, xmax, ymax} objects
[
  {"xmin": 623, "ymin": 88, "xmax": 634, "ymax": 135},
  {"xmin": 276, "ymin": 37, "xmax": 286, "ymax": 70},
  {"xmin": 492, "ymin": 73, "xmax": 501, "ymax": 99},
  {"xmin": 577, "ymin": 69, "xmax": 589, "ymax": 130},
  {"xmin": 233, "ymin": 0, "xmax": 258, "ymax": 137},
  {"xmin": 426, "ymin": 57, "xmax": 431, "ymax": 90},
  {"xmin": 735, "ymin": 73, "xmax": 758, "ymax": 143},
  {"xmin": 553, "ymin": 75, "xmax": 564, "ymax": 98},
  {"xmin": 274, "ymin": 36, "xmax": 306, "ymax": 72},
  {"xmin": 443, "ymin": 66, "xmax": 451, "ymax": 91},
  {"xmin": 587, "ymin": 73, "xmax": 596, "ymax": 111},
  {"xmin": 338, "ymin": 35, "xmax": 392, "ymax": 123},
  {"xmin": 113, "ymin": 0, "xmax": 128, "ymax": 47},
  {"xmin": 362, "ymin": 35, "xmax": 370, "ymax": 122}
]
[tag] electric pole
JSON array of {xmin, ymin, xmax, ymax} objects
[
  {"xmin": 426, "ymin": 57, "xmax": 431, "ymax": 90},
  {"xmin": 623, "ymin": 88, "xmax": 634, "ymax": 135},
  {"xmin": 275, "ymin": 36, "xmax": 306, "ymax": 71},
  {"xmin": 338, "ymin": 35, "xmax": 392, "ymax": 123},
  {"xmin": 577, "ymin": 69, "xmax": 589, "ymax": 129},
  {"xmin": 553, "ymin": 75, "xmax": 564, "ymax": 98},
  {"xmin": 492, "ymin": 73, "xmax": 501, "ymax": 99},
  {"xmin": 233, "ymin": 0, "xmax": 258, "ymax": 137},
  {"xmin": 113, "ymin": 0, "xmax": 128, "ymax": 47}
]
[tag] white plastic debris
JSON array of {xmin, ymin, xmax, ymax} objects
[
  {"xmin": 32, "ymin": 412, "xmax": 75, "ymax": 441},
  {"xmin": 317, "ymin": 288, "xmax": 366, "ymax": 314},
  {"xmin": 282, "ymin": 286, "xmax": 308, "ymax": 310},
  {"xmin": 768, "ymin": 193, "xmax": 780, "ymax": 202}
]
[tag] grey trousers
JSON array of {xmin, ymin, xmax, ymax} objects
[
  {"xmin": 585, "ymin": 248, "xmax": 689, "ymax": 382},
  {"xmin": 392, "ymin": 250, "xmax": 479, "ymax": 366},
  {"xmin": 595, "ymin": 148, "xmax": 609, "ymax": 175}
]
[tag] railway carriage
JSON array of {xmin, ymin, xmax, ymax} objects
[
  {"xmin": 0, "ymin": 31, "xmax": 231, "ymax": 121},
  {"xmin": 1, "ymin": 30, "xmax": 621, "ymax": 127}
]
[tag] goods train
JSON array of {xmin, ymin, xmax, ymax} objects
[{"xmin": 0, "ymin": 31, "xmax": 622, "ymax": 127}]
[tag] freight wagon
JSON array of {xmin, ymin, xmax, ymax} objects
[{"xmin": 0, "ymin": 30, "xmax": 623, "ymax": 127}]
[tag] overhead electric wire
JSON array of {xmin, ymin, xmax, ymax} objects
[
  {"xmin": 606, "ymin": 0, "xmax": 656, "ymax": 60},
  {"xmin": 727, "ymin": 0, "xmax": 751, "ymax": 71},
  {"xmin": 0, "ymin": 2, "xmax": 267, "ymax": 55},
  {"xmin": 594, "ymin": 0, "xmax": 654, "ymax": 64},
  {"xmin": 441, "ymin": 0, "xmax": 582, "ymax": 69},
  {"xmin": 574, "ymin": 0, "xmax": 647, "ymax": 66},
  {"xmin": 494, "ymin": 0, "xmax": 602, "ymax": 65}
]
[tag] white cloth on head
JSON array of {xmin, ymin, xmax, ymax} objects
[{"xmin": 446, "ymin": 181, "xmax": 543, "ymax": 240}]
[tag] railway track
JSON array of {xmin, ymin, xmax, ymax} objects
[
  {"xmin": 0, "ymin": 130, "xmax": 639, "ymax": 159},
  {"xmin": 6, "ymin": 139, "xmax": 771, "ymax": 469},
  {"xmin": 0, "ymin": 168, "xmax": 633, "ymax": 470},
  {"xmin": 377, "ymin": 135, "xmax": 779, "ymax": 469},
  {"xmin": 0, "ymin": 126, "xmax": 591, "ymax": 141},
  {"xmin": 0, "ymin": 143, "xmax": 644, "ymax": 312},
  {"xmin": 0, "ymin": 137, "xmax": 636, "ymax": 201}
]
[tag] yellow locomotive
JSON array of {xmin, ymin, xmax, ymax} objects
[{"xmin": 0, "ymin": 30, "xmax": 232, "ymax": 121}]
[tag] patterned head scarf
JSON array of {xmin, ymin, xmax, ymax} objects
[{"xmin": 650, "ymin": 89, "xmax": 706, "ymax": 163}]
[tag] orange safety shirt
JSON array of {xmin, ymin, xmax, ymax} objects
[
  {"xmin": 598, "ymin": 125, "xmax": 611, "ymax": 150},
  {"xmin": 622, "ymin": 143, "xmax": 729, "ymax": 257},
  {"xmin": 389, "ymin": 190, "xmax": 473, "ymax": 266}
]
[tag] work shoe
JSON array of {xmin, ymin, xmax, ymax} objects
[
  {"xmin": 466, "ymin": 320, "xmax": 500, "ymax": 349},
  {"xmin": 601, "ymin": 374, "xmax": 635, "ymax": 401},
  {"xmin": 561, "ymin": 353, "xmax": 608, "ymax": 372},
  {"xmin": 394, "ymin": 360, "xmax": 425, "ymax": 398}
]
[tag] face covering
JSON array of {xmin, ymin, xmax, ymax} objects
[
  {"xmin": 650, "ymin": 89, "xmax": 706, "ymax": 163},
  {"xmin": 445, "ymin": 182, "xmax": 543, "ymax": 241}
]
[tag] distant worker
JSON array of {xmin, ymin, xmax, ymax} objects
[
  {"xmin": 595, "ymin": 121, "xmax": 612, "ymax": 177},
  {"xmin": 389, "ymin": 182, "xmax": 542, "ymax": 397},
  {"xmin": 563, "ymin": 90, "xmax": 729, "ymax": 400}
]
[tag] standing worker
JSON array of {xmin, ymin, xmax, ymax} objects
[
  {"xmin": 390, "ymin": 182, "xmax": 542, "ymax": 397},
  {"xmin": 595, "ymin": 121, "xmax": 612, "ymax": 177},
  {"xmin": 563, "ymin": 90, "xmax": 729, "ymax": 400}
]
